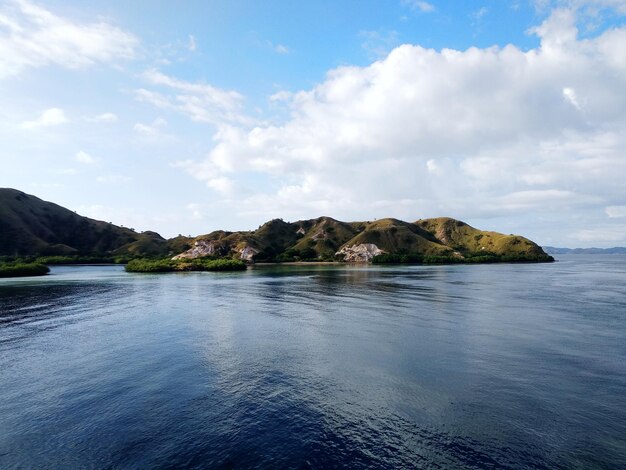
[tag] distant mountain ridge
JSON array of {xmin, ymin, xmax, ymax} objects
[
  {"xmin": 543, "ymin": 246, "xmax": 626, "ymax": 255},
  {"xmin": 0, "ymin": 188, "xmax": 552, "ymax": 262}
]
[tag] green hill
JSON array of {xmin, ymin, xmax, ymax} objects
[
  {"xmin": 0, "ymin": 188, "xmax": 185, "ymax": 257},
  {"xmin": 0, "ymin": 188, "xmax": 552, "ymax": 263},
  {"xmin": 414, "ymin": 217, "xmax": 547, "ymax": 257},
  {"xmin": 175, "ymin": 215, "xmax": 552, "ymax": 263}
]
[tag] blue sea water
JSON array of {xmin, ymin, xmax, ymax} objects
[{"xmin": 0, "ymin": 255, "xmax": 625, "ymax": 469}]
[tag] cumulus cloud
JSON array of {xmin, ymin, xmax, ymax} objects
[
  {"xmin": 132, "ymin": 5, "xmax": 626, "ymax": 244},
  {"xmin": 0, "ymin": 0, "xmax": 138, "ymax": 79},
  {"xmin": 21, "ymin": 107, "xmax": 67, "ymax": 128}
]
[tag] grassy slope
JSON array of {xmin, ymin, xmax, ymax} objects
[
  {"xmin": 414, "ymin": 217, "xmax": 546, "ymax": 257},
  {"xmin": 291, "ymin": 217, "xmax": 358, "ymax": 258},
  {"xmin": 1, "ymin": 188, "xmax": 549, "ymax": 262},
  {"xmin": 340, "ymin": 218, "xmax": 453, "ymax": 256},
  {"xmin": 176, "ymin": 215, "xmax": 550, "ymax": 262},
  {"xmin": 0, "ymin": 188, "xmax": 175, "ymax": 257}
]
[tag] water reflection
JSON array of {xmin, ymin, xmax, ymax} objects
[{"xmin": 0, "ymin": 258, "xmax": 625, "ymax": 468}]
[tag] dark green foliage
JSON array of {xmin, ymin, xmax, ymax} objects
[
  {"xmin": 276, "ymin": 253, "xmax": 296, "ymax": 262},
  {"xmin": 125, "ymin": 258, "xmax": 247, "ymax": 273},
  {"xmin": 274, "ymin": 247, "xmax": 319, "ymax": 262},
  {"xmin": 125, "ymin": 259, "xmax": 174, "ymax": 272},
  {"xmin": 299, "ymin": 247, "xmax": 317, "ymax": 260},
  {"xmin": 0, "ymin": 262, "xmax": 49, "ymax": 278},
  {"xmin": 253, "ymin": 246, "xmax": 279, "ymax": 262},
  {"xmin": 176, "ymin": 258, "xmax": 247, "ymax": 272}
]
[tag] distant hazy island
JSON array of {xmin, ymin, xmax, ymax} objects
[
  {"xmin": 0, "ymin": 188, "xmax": 553, "ymax": 276},
  {"xmin": 543, "ymin": 246, "xmax": 626, "ymax": 255}
]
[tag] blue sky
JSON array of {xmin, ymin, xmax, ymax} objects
[{"xmin": 1, "ymin": 0, "xmax": 626, "ymax": 246}]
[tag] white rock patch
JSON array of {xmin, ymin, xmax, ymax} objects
[
  {"xmin": 239, "ymin": 246, "xmax": 258, "ymax": 261},
  {"xmin": 172, "ymin": 240, "xmax": 217, "ymax": 260},
  {"xmin": 335, "ymin": 243, "xmax": 384, "ymax": 262}
]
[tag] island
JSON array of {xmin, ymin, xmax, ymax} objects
[{"xmin": 0, "ymin": 188, "xmax": 553, "ymax": 276}]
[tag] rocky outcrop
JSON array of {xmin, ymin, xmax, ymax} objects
[
  {"xmin": 172, "ymin": 240, "xmax": 258, "ymax": 262},
  {"xmin": 238, "ymin": 245, "xmax": 258, "ymax": 261},
  {"xmin": 172, "ymin": 240, "xmax": 219, "ymax": 260},
  {"xmin": 335, "ymin": 243, "xmax": 384, "ymax": 262}
]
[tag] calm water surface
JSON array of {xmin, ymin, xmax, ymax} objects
[{"xmin": 0, "ymin": 256, "xmax": 625, "ymax": 469}]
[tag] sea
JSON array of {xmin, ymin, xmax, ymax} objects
[{"xmin": 1, "ymin": 255, "xmax": 625, "ymax": 469}]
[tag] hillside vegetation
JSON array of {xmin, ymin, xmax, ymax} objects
[
  {"xmin": 0, "ymin": 188, "xmax": 552, "ymax": 264},
  {"xmin": 0, "ymin": 261, "xmax": 49, "ymax": 278},
  {"xmin": 177, "ymin": 216, "xmax": 552, "ymax": 263},
  {"xmin": 0, "ymin": 188, "xmax": 190, "ymax": 258},
  {"xmin": 126, "ymin": 258, "xmax": 246, "ymax": 273}
]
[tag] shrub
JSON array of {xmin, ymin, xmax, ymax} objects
[
  {"xmin": 125, "ymin": 259, "xmax": 174, "ymax": 272},
  {"xmin": 125, "ymin": 258, "xmax": 247, "ymax": 273},
  {"xmin": 299, "ymin": 247, "xmax": 317, "ymax": 260},
  {"xmin": 0, "ymin": 262, "xmax": 50, "ymax": 278}
]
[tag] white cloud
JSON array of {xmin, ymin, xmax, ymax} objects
[
  {"xmin": 401, "ymin": 1, "xmax": 436, "ymax": 13},
  {"xmin": 471, "ymin": 7, "xmax": 489, "ymax": 19},
  {"xmin": 256, "ymin": 38, "xmax": 290, "ymax": 54},
  {"xmin": 133, "ymin": 117, "xmax": 167, "ymax": 136},
  {"xmin": 273, "ymin": 43, "xmax": 289, "ymax": 54},
  {"xmin": 605, "ymin": 205, "xmax": 626, "ymax": 218},
  {"xmin": 426, "ymin": 159, "xmax": 442, "ymax": 175},
  {"xmin": 534, "ymin": 1, "xmax": 626, "ymax": 13},
  {"xmin": 75, "ymin": 150, "xmax": 98, "ymax": 164},
  {"xmin": 188, "ymin": 34, "xmax": 197, "ymax": 51},
  {"xmin": 169, "ymin": 5, "xmax": 626, "ymax": 241},
  {"xmin": 21, "ymin": 107, "xmax": 67, "ymax": 128},
  {"xmin": 133, "ymin": 123, "xmax": 155, "ymax": 135},
  {"xmin": 0, "ymin": 0, "xmax": 138, "ymax": 79},
  {"xmin": 207, "ymin": 175, "xmax": 234, "ymax": 194},
  {"xmin": 562, "ymin": 87, "xmax": 582, "ymax": 109},
  {"xmin": 135, "ymin": 69, "xmax": 253, "ymax": 125},
  {"xmin": 572, "ymin": 226, "xmax": 626, "ymax": 242},
  {"xmin": 88, "ymin": 112, "xmax": 118, "ymax": 123},
  {"xmin": 186, "ymin": 203, "xmax": 204, "ymax": 220}
]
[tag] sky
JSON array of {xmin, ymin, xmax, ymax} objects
[{"xmin": 1, "ymin": 0, "xmax": 626, "ymax": 247}]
